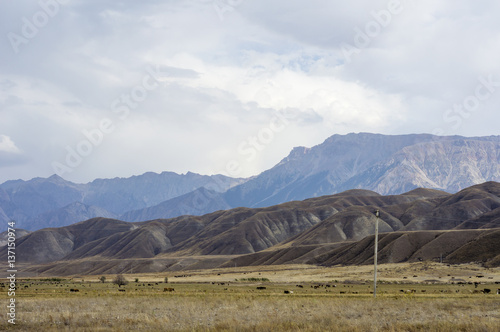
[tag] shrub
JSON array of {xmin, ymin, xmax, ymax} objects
[
  {"xmin": 112, "ymin": 274, "xmax": 128, "ymax": 287},
  {"xmin": 240, "ymin": 278, "xmax": 270, "ymax": 282}
]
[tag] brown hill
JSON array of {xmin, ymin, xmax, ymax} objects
[
  {"xmin": 9, "ymin": 218, "xmax": 134, "ymax": 263},
  {"xmin": 2, "ymin": 182, "xmax": 500, "ymax": 275},
  {"xmin": 24, "ymin": 228, "xmax": 500, "ymax": 276},
  {"xmin": 313, "ymin": 229, "xmax": 500, "ymax": 267},
  {"xmin": 224, "ymin": 229, "xmax": 500, "ymax": 269}
]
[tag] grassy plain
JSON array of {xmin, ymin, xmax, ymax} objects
[{"xmin": 1, "ymin": 262, "xmax": 499, "ymax": 331}]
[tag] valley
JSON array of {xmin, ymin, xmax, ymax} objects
[{"xmin": 1, "ymin": 262, "xmax": 499, "ymax": 331}]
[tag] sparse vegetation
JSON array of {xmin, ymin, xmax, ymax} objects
[
  {"xmin": 1, "ymin": 291, "xmax": 499, "ymax": 331},
  {"xmin": 1, "ymin": 263, "xmax": 498, "ymax": 331},
  {"xmin": 239, "ymin": 277, "xmax": 270, "ymax": 282},
  {"xmin": 40, "ymin": 278, "xmax": 64, "ymax": 282},
  {"xmin": 99, "ymin": 276, "xmax": 106, "ymax": 283}
]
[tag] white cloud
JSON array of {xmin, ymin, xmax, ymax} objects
[
  {"xmin": 0, "ymin": 135, "xmax": 20, "ymax": 154},
  {"xmin": 0, "ymin": 0, "xmax": 499, "ymax": 183}
]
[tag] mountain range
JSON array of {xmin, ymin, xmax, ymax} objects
[
  {"xmin": 1, "ymin": 132, "xmax": 500, "ymax": 231},
  {"xmin": 0, "ymin": 172, "xmax": 244, "ymax": 231},
  {"xmin": 3, "ymin": 181, "xmax": 500, "ymax": 276}
]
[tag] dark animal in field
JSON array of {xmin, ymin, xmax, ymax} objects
[
  {"xmin": 482, "ymin": 289, "xmax": 491, "ymax": 294},
  {"xmin": 69, "ymin": 289, "xmax": 79, "ymax": 292},
  {"xmin": 284, "ymin": 290, "xmax": 293, "ymax": 294},
  {"xmin": 256, "ymin": 286, "xmax": 266, "ymax": 290},
  {"xmin": 118, "ymin": 289, "xmax": 126, "ymax": 292},
  {"xmin": 163, "ymin": 288, "xmax": 175, "ymax": 292}
]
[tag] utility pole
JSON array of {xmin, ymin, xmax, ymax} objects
[{"xmin": 374, "ymin": 209, "xmax": 380, "ymax": 298}]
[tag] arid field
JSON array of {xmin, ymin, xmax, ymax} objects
[{"xmin": 1, "ymin": 262, "xmax": 499, "ymax": 331}]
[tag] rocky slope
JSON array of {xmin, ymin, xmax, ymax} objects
[{"xmin": 224, "ymin": 133, "xmax": 500, "ymax": 208}]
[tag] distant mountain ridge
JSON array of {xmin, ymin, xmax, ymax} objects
[
  {"xmin": 120, "ymin": 187, "xmax": 231, "ymax": 222},
  {"xmin": 0, "ymin": 172, "xmax": 245, "ymax": 230},
  {"xmin": 224, "ymin": 133, "xmax": 500, "ymax": 208},
  {"xmin": 1, "ymin": 133, "xmax": 500, "ymax": 230}
]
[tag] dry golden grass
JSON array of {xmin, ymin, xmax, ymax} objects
[
  {"xmin": 1, "ymin": 294, "xmax": 499, "ymax": 331},
  {"xmin": 1, "ymin": 262, "xmax": 499, "ymax": 331}
]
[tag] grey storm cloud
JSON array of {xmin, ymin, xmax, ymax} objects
[{"xmin": 0, "ymin": 0, "xmax": 499, "ymax": 183}]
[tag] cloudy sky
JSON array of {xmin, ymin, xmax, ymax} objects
[{"xmin": 1, "ymin": 0, "xmax": 499, "ymax": 183}]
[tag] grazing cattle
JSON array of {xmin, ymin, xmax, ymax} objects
[
  {"xmin": 163, "ymin": 288, "xmax": 175, "ymax": 292},
  {"xmin": 284, "ymin": 290, "xmax": 293, "ymax": 294},
  {"xmin": 296, "ymin": 285, "xmax": 303, "ymax": 288},
  {"xmin": 118, "ymin": 289, "xmax": 126, "ymax": 292},
  {"xmin": 256, "ymin": 287, "xmax": 266, "ymax": 290},
  {"xmin": 69, "ymin": 289, "xmax": 79, "ymax": 292},
  {"xmin": 497, "ymin": 289, "xmax": 500, "ymax": 295},
  {"xmin": 483, "ymin": 289, "xmax": 491, "ymax": 294}
]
